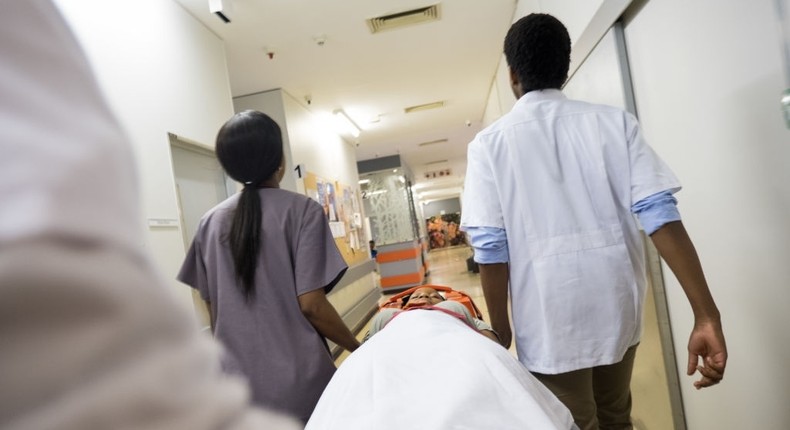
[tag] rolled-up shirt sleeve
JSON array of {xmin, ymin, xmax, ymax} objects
[
  {"xmin": 631, "ymin": 190, "xmax": 682, "ymax": 235},
  {"xmin": 464, "ymin": 226, "xmax": 509, "ymax": 264}
]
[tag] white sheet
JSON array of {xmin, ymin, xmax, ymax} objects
[{"xmin": 306, "ymin": 309, "xmax": 576, "ymax": 430}]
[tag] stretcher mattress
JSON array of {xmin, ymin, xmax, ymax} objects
[{"xmin": 306, "ymin": 309, "xmax": 576, "ymax": 429}]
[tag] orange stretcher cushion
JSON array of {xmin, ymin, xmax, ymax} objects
[{"xmin": 379, "ymin": 284, "xmax": 484, "ymax": 320}]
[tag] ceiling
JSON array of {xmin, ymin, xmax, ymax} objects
[{"xmin": 173, "ymin": 0, "xmax": 518, "ymax": 200}]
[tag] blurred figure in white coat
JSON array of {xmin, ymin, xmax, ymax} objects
[{"xmin": 0, "ymin": 1, "xmax": 300, "ymax": 429}]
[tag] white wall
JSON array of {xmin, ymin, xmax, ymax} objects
[
  {"xmin": 53, "ymin": 0, "xmax": 235, "ymax": 304},
  {"xmin": 624, "ymin": 0, "xmax": 790, "ymax": 428},
  {"xmin": 536, "ymin": 0, "xmax": 604, "ymax": 44},
  {"xmin": 233, "ymin": 90, "xmax": 361, "ymax": 193},
  {"xmin": 281, "ymin": 91, "xmax": 361, "ymax": 189}
]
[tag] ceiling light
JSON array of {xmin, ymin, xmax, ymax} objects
[
  {"xmin": 418, "ymin": 138, "xmax": 448, "ymax": 147},
  {"xmin": 332, "ymin": 109, "xmax": 361, "ymax": 138},
  {"xmin": 404, "ymin": 101, "xmax": 444, "ymax": 114},
  {"xmin": 358, "ymin": 179, "xmax": 371, "ymax": 185}
]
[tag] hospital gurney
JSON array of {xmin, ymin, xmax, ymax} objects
[{"xmin": 305, "ymin": 299, "xmax": 576, "ymax": 429}]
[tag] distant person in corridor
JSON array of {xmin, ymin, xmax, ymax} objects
[
  {"xmin": 178, "ymin": 110, "xmax": 360, "ymax": 423},
  {"xmin": 460, "ymin": 13, "xmax": 727, "ymax": 430}
]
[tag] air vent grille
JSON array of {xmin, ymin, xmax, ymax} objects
[
  {"xmin": 367, "ymin": 4, "xmax": 440, "ymax": 34},
  {"xmin": 424, "ymin": 159, "xmax": 448, "ymax": 165}
]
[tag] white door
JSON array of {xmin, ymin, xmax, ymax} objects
[{"xmin": 170, "ymin": 135, "xmax": 233, "ymax": 329}]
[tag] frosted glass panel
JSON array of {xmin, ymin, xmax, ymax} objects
[{"xmin": 362, "ymin": 171, "xmax": 414, "ymax": 245}]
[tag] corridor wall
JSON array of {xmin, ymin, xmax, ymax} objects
[
  {"xmin": 624, "ymin": 0, "xmax": 790, "ymax": 427},
  {"xmin": 52, "ymin": 0, "xmax": 236, "ymax": 305}
]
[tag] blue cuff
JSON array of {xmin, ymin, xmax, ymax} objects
[
  {"xmin": 632, "ymin": 190, "xmax": 682, "ymax": 235},
  {"xmin": 465, "ymin": 226, "xmax": 509, "ymax": 264}
]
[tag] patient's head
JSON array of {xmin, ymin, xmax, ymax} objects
[{"xmin": 404, "ymin": 287, "xmax": 445, "ymax": 308}]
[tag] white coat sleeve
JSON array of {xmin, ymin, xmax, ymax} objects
[
  {"xmin": 460, "ymin": 137, "xmax": 505, "ymax": 229},
  {"xmin": 625, "ymin": 113, "xmax": 682, "ymax": 204}
]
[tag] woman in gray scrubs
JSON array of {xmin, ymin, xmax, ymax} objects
[{"xmin": 178, "ymin": 110, "xmax": 360, "ymax": 423}]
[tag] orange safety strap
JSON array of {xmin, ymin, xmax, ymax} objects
[{"xmin": 384, "ymin": 305, "xmax": 479, "ymax": 332}]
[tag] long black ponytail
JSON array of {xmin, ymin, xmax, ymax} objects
[{"xmin": 215, "ymin": 111, "xmax": 284, "ymax": 301}]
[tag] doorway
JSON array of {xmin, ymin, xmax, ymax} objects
[{"xmin": 169, "ymin": 133, "xmax": 234, "ymax": 329}]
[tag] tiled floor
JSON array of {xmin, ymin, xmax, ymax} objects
[{"xmin": 336, "ymin": 245, "xmax": 675, "ymax": 429}]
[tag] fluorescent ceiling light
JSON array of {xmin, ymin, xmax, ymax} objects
[
  {"xmin": 404, "ymin": 100, "xmax": 444, "ymax": 114},
  {"xmin": 358, "ymin": 179, "xmax": 371, "ymax": 185},
  {"xmin": 333, "ymin": 109, "xmax": 361, "ymax": 138},
  {"xmin": 418, "ymin": 139, "xmax": 448, "ymax": 147}
]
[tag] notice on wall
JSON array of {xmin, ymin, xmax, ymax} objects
[
  {"xmin": 329, "ymin": 221, "xmax": 346, "ymax": 238},
  {"xmin": 304, "ymin": 172, "xmax": 367, "ymax": 266}
]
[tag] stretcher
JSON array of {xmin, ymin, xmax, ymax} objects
[{"xmin": 306, "ymin": 306, "xmax": 575, "ymax": 429}]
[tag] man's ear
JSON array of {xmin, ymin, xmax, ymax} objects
[
  {"xmin": 508, "ymin": 66, "xmax": 523, "ymax": 99},
  {"xmin": 508, "ymin": 66, "xmax": 518, "ymax": 87}
]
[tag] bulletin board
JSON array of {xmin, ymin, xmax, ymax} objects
[{"xmin": 304, "ymin": 172, "xmax": 367, "ymax": 266}]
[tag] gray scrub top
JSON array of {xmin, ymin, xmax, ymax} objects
[{"xmin": 178, "ymin": 188, "xmax": 347, "ymax": 422}]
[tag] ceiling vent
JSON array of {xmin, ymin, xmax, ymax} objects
[
  {"xmin": 366, "ymin": 4, "xmax": 441, "ymax": 34},
  {"xmin": 424, "ymin": 159, "xmax": 448, "ymax": 165},
  {"xmin": 404, "ymin": 100, "xmax": 445, "ymax": 114},
  {"xmin": 418, "ymin": 139, "xmax": 448, "ymax": 147}
]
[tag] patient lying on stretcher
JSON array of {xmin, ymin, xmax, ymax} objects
[
  {"xmin": 365, "ymin": 287, "xmax": 500, "ymax": 343},
  {"xmin": 306, "ymin": 287, "xmax": 577, "ymax": 430}
]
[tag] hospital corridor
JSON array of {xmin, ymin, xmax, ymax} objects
[{"xmin": 3, "ymin": 0, "xmax": 790, "ymax": 429}]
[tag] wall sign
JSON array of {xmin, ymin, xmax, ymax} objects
[{"xmin": 424, "ymin": 168, "xmax": 451, "ymax": 179}]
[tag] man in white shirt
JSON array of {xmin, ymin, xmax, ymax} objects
[
  {"xmin": 0, "ymin": 1, "xmax": 299, "ymax": 429},
  {"xmin": 461, "ymin": 13, "xmax": 726, "ymax": 430}
]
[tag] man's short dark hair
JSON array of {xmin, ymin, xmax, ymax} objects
[{"xmin": 504, "ymin": 13, "xmax": 571, "ymax": 92}]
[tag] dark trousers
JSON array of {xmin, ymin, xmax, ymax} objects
[{"xmin": 532, "ymin": 344, "xmax": 639, "ymax": 430}]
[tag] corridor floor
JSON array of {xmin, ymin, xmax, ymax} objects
[{"xmin": 336, "ymin": 245, "xmax": 675, "ymax": 429}]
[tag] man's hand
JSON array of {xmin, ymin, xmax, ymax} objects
[
  {"xmin": 479, "ymin": 262, "xmax": 512, "ymax": 349},
  {"xmin": 650, "ymin": 222, "xmax": 726, "ymax": 389},
  {"xmin": 494, "ymin": 324, "xmax": 513, "ymax": 349},
  {"xmin": 687, "ymin": 319, "xmax": 727, "ymax": 389}
]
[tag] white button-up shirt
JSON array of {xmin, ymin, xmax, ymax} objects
[{"xmin": 461, "ymin": 89, "xmax": 680, "ymax": 373}]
